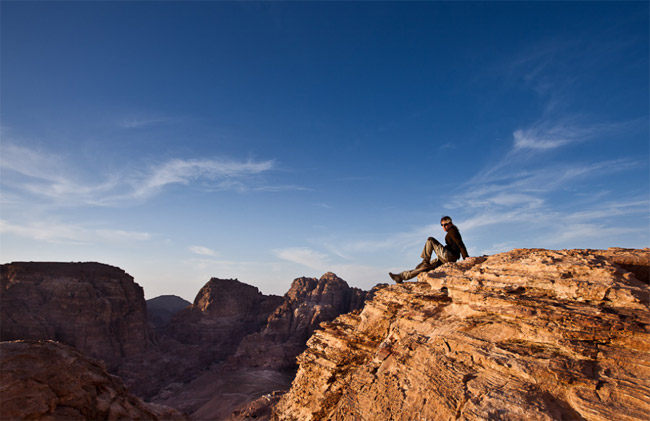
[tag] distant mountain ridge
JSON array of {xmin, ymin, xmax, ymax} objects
[
  {"xmin": 4, "ymin": 249, "xmax": 646, "ymax": 420},
  {"xmin": 0, "ymin": 262, "xmax": 371, "ymax": 419},
  {"xmin": 152, "ymin": 273, "xmax": 370, "ymax": 418},
  {"xmin": 146, "ymin": 295, "xmax": 191, "ymax": 329}
]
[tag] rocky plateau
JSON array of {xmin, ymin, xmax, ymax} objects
[{"xmin": 1, "ymin": 262, "xmax": 151, "ymax": 370}]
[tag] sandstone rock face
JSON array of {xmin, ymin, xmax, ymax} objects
[
  {"xmin": 592, "ymin": 248, "xmax": 650, "ymax": 285},
  {"xmin": 274, "ymin": 248, "xmax": 650, "ymax": 421},
  {"xmin": 0, "ymin": 262, "xmax": 151, "ymax": 369},
  {"xmin": 152, "ymin": 273, "xmax": 370, "ymax": 419},
  {"xmin": 230, "ymin": 272, "xmax": 368, "ymax": 370},
  {"xmin": 0, "ymin": 340, "xmax": 186, "ymax": 420},
  {"xmin": 147, "ymin": 295, "xmax": 191, "ymax": 330},
  {"xmin": 165, "ymin": 278, "xmax": 284, "ymax": 365}
]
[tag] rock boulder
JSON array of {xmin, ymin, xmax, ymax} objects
[{"xmin": 0, "ymin": 340, "xmax": 186, "ymax": 420}]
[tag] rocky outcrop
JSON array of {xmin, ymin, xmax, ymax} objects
[
  {"xmin": 592, "ymin": 248, "xmax": 650, "ymax": 284},
  {"xmin": 0, "ymin": 340, "xmax": 186, "ymax": 420},
  {"xmin": 165, "ymin": 278, "xmax": 284, "ymax": 365},
  {"xmin": 229, "ymin": 272, "xmax": 369, "ymax": 370},
  {"xmin": 274, "ymin": 248, "xmax": 650, "ymax": 420},
  {"xmin": 152, "ymin": 273, "xmax": 370, "ymax": 418},
  {"xmin": 0, "ymin": 262, "xmax": 151, "ymax": 370},
  {"xmin": 147, "ymin": 295, "xmax": 191, "ymax": 329}
]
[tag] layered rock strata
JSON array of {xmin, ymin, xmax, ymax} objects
[
  {"xmin": 0, "ymin": 262, "xmax": 151, "ymax": 370},
  {"xmin": 153, "ymin": 272, "xmax": 371, "ymax": 418},
  {"xmin": 165, "ymin": 278, "xmax": 284, "ymax": 365},
  {"xmin": 0, "ymin": 340, "xmax": 186, "ymax": 420},
  {"xmin": 230, "ymin": 272, "xmax": 369, "ymax": 370},
  {"xmin": 274, "ymin": 248, "xmax": 650, "ymax": 420}
]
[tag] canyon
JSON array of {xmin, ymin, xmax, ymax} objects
[
  {"xmin": 0, "ymin": 262, "xmax": 367, "ymax": 419},
  {"xmin": 1, "ymin": 247, "xmax": 649, "ymax": 420}
]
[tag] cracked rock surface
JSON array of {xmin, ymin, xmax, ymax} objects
[{"xmin": 274, "ymin": 248, "xmax": 650, "ymax": 421}]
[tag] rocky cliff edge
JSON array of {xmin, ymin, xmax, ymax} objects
[
  {"xmin": 274, "ymin": 248, "xmax": 650, "ymax": 421},
  {"xmin": 1, "ymin": 262, "xmax": 150, "ymax": 370}
]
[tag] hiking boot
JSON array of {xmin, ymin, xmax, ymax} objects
[{"xmin": 389, "ymin": 272, "xmax": 403, "ymax": 284}]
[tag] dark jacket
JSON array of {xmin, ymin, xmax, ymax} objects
[{"xmin": 445, "ymin": 225, "xmax": 469, "ymax": 261}]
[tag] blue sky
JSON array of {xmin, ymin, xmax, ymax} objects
[{"xmin": 1, "ymin": 1, "xmax": 648, "ymax": 301}]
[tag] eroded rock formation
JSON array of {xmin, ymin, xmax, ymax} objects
[
  {"xmin": 0, "ymin": 340, "xmax": 186, "ymax": 420},
  {"xmin": 165, "ymin": 278, "xmax": 284, "ymax": 365},
  {"xmin": 122, "ymin": 279, "xmax": 286, "ymax": 400},
  {"xmin": 0, "ymin": 262, "xmax": 379, "ymax": 419},
  {"xmin": 0, "ymin": 262, "xmax": 151, "ymax": 370},
  {"xmin": 230, "ymin": 272, "xmax": 369, "ymax": 370},
  {"xmin": 152, "ymin": 272, "xmax": 371, "ymax": 418},
  {"xmin": 274, "ymin": 248, "xmax": 650, "ymax": 421}
]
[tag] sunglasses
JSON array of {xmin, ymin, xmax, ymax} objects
[{"xmin": 441, "ymin": 222, "xmax": 451, "ymax": 227}]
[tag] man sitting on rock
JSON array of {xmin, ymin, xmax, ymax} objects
[{"xmin": 389, "ymin": 216, "xmax": 469, "ymax": 283}]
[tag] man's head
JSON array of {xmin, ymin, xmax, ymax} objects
[{"xmin": 440, "ymin": 216, "xmax": 453, "ymax": 232}]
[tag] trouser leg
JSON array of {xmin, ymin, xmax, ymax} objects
[
  {"xmin": 421, "ymin": 237, "xmax": 450, "ymax": 264},
  {"xmin": 394, "ymin": 237, "xmax": 452, "ymax": 282},
  {"xmin": 398, "ymin": 265, "xmax": 430, "ymax": 281}
]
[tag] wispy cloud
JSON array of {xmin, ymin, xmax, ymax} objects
[
  {"xmin": 251, "ymin": 184, "xmax": 311, "ymax": 193},
  {"xmin": 564, "ymin": 200, "xmax": 649, "ymax": 222},
  {"xmin": 0, "ymin": 141, "xmax": 283, "ymax": 207},
  {"xmin": 273, "ymin": 247, "xmax": 331, "ymax": 271},
  {"xmin": 540, "ymin": 223, "xmax": 641, "ymax": 246},
  {"xmin": 0, "ymin": 219, "xmax": 151, "ymax": 245},
  {"xmin": 447, "ymin": 102, "xmax": 647, "ymax": 253},
  {"xmin": 458, "ymin": 158, "xmax": 639, "ymax": 225},
  {"xmin": 189, "ymin": 245, "xmax": 219, "ymax": 257},
  {"xmin": 512, "ymin": 119, "xmax": 638, "ymax": 151},
  {"xmin": 128, "ymin": 158, "xmax": 275, "ymax": 200},
  {"xmin": 272, "ymin": 245, "xmax": 396, "ymax": 289},
  {"xmin": 328, "ymin": 224, "xmax": 433, "ymax": 256},
  {"xmin": 117, "ymin": 114, "xmax": 172, "ymax": 129}
]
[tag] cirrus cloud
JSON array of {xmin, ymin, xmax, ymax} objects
[
  {"xmin": 0, "ymin": 141, "xmax": 283, "ymax": 207},
  {"xmin": 188, "ymin": 245, "xmax": 219, "ymax": 257}
]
